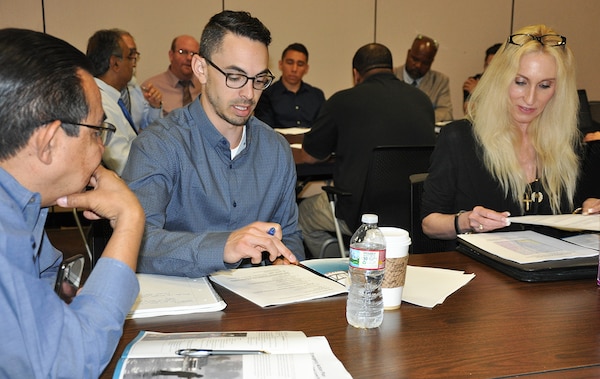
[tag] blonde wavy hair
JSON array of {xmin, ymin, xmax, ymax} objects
[{"xmin": 466, "ymin": 24, "xmax": 580, "ymax": 213}]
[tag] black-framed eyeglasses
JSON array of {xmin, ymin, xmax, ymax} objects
[
  {"xmin": 60, "ymin": 121, "xmax": 116, "ymax": 145},
  {"xmin": 508, "ymin": 34, "xmax": 566, "ymax": 47},
  {"xmin": 176, "ymin": 49, "xmax": 196, "ymax": 58},
  {"xmin": 204, "ymin": 58, "xmax": 275, "ymax": 90}
]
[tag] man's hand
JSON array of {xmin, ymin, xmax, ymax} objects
[
  {"xmin": 142, "ymin": 83, "xmax": 163, "ymax": 109},
  {"xmin": 462, "ymin": 77, "xmax": 479, "ymax": 96},
  {"xmin": 56, "ymin": 166, "xmax": 145, "ymax": 270},
  {"xmin": 223, "ymin": 222, "xmax": 298, "ymax": 265}
]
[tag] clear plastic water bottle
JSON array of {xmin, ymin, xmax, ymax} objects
[{"xmin": 346, "ymin": 214, "xmax": 386, "ymax": 328}]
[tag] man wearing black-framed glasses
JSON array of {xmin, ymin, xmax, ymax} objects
[
  {"xmin": 142, "ymin": 35, "xmax": 202, "ymax": 114},
  {"xmin": 0, "ymin": 28, "xmax": 144, "ymax": 377},
  {"xmin": 122, "ymin": 10, "xmax": 304, "ymax": 278}
]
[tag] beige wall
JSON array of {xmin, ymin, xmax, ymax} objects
[{"xmin": 1, "ymin": 0, "xmax": 598, "ymax": 120}]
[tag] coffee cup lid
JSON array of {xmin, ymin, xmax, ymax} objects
[{"xmin": 380, "ymin": 227, "xmax": 411, "ymax": 256}]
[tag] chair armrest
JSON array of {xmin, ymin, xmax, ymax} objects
[{"xmin": 322, "ymin": 186, "xmax": 352, "ymax": 202}]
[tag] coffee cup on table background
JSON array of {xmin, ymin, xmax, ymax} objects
[{"xmin": 380, "ymin": 227, "xmax": 411, "ymax": 310}]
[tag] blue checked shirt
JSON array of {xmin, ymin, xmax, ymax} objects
[{"xmin": 0, "ymin": 168, "xmax": 139, "ymax": 378}]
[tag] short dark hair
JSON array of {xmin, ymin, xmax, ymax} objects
[
  {"xmin": 199, "ymin": 10, "xmax": 271, "ymax": 60},
  {"xmin": 352, "ymin": 43, "xmax": 393, "ymax": 76},
  {"xmin": 0, "ymin": 28, "xmax": 91, "ymax": 161},
  {"xmin": 281, "ymin": 43, "xmax": 309, "ymax": 60},
  {"xmin": 486, "ymin": 43, "xmax": 502, "ymax": 59},
  {"xmin": 86, "ymin": 29, "xmax": 124, "ymax": 77}
]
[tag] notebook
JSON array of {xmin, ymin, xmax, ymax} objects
[{"xmin": 457, "ymin": 231, "xmax": 598, "ymax": 282}]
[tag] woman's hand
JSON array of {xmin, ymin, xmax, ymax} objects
[
  {"xmin": 467, "ymin": 206, "xmax": 511, "ymax": 233},
  {"xmin": 582, "ymin": 198, "xmax": 600, "ymax": 215},
  {"xmin": 423, "ymin": 206, "xmax": 511, "ymax": 240}
]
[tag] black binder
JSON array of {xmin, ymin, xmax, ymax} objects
[{"xmin": 457, "ymin": 231, "xmax": 598, "ymax": 282}]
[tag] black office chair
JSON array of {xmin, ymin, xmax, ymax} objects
[
  {"xmin": 321, "ymin": 145, "xmax": 435, "ymax": 257},
  {"xmin": 577, "ymin": 89, "xmax": 600, "ymax": 135},
  {"xmin": 589, "ymin": 101, "xmax": 600, "ymax": 126},
  {"xmin": 409, "ymin": 173, "xmax": 457, "ymax": 253}
]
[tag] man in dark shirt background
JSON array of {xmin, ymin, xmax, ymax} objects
[
  {"xmin": 298, "ymin": 43, "xmax": 436, "ymax": 257},
  {"xmin": 254, "ymin": 43, "xmax": 325, "ymax": 129}
]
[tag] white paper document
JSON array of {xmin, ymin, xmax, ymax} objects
[
  {"xmin": 458, "ymin": 231, "xmax": 599, "ymax": 264},
  {"xmin": 128, "ymin": 274, "xmax": 226, "ymax": 319},
  {"xmin": 402, "ymin": 266, "xmax": 475, "ymax": 308},
  {"xmin": 113, "ymin": 331, "xmax": 352, "ymax": 379},
  {"xmin": 562, "ymin": 233, "xmax": 600, "ymax": 251},
  {"xmin": 509, "ymin": 214, "xmax": 600, "ymax": 231},
  {"xmin": 209, "ymin": 264, "xmax": 347, "ymax": 308}
]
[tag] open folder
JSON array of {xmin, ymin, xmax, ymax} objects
[{"xmin": 457, "ymin": 231, "xmax": 599, "ymax": 282}]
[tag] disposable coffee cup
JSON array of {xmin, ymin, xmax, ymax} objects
[{"xmin": 380, "ymin": 227, "xmax": 411, "ymax": 310}]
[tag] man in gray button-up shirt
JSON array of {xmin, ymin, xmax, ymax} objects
[{"xmin": 122, "ymin": 11, "xmax": 304, "ymax": 277}]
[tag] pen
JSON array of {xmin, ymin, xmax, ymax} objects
[
  {"xmin": 295, "ymin": 261, "xmax": 343, "ymax": 283},
  {"xmin": 176, "ymin": 348, "xmax": 269, "ymax": 357},
  {"xmin": 267, "ymin": 227, "xmax": 276, "ymax": 236}
]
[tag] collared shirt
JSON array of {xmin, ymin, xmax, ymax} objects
[
  {"xmin": 254, "ymin": 79, "xmax": 325, "ymax": 128},
  {"xmin": 141, "ymin": 68, "xmax": 202, "ymax": 115},
  {"xmin": 394, "ymin": 65, "xmax": 453, "ymax": 123},
  {"xmin": 121, "ymin": 96, "xmax": 305, "ymax": 277},
  {"xmin": 402, "ymin": 67, "xmax": 421, "ymax": 87},
  {"xmin": 95, "ymin": 78, "xmax": 138, "ymax": 175},
  {"xmin": 0, "ymin": 167, "xmax": 139, "ymax": 378}
]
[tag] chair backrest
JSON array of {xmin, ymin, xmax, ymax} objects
[
  {"xmin": 358, "ymin": 145, "xmax": 434, "ymax": 233},
  {"xmin": 409, "ymin": 173, "xmax": 457, "ymax": 253},
  {"xmin": 589, "ymin": 101, "xmax": 600, "ymax": 125},
  {"xmin": 577, "ymin": 89, "xmax": 596, "ymax": 135}
]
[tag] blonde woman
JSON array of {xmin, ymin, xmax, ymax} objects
[{"xmin": 422, "ymin": 24, "xmax": 599, "ymax": 239}]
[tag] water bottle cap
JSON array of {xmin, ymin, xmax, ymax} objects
[{"xmin": 361, "ymin": 214, "xmax": 378, "ymax": 224}]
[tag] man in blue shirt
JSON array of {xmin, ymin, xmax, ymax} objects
[
  {"xmin": 0, "ymin": 28, "xmax": 145, "ymax": 377},
  {"xmin": 254, "ymin": 43, "xmax": 326, "ymax": 129},
  {"xmin": 122, "ymin": 11, "xmax": 304, "ymax": 278}
]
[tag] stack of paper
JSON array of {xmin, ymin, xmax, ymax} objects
[
  {"xmin": 128, "ymin": 274, "xmax": 226, "ymax": 319},
  {"xmin": 402, "ymin": 266, "xmax": 475, "ymax": 308},
  {"xmin": 114, "ymin": 331, "xmax": 352, "ymax": 379},
  {"xmin": 209, "ymin": 264, "xmax": 347, "ymax": 308},
  {"xmin": 302, "ymin": 258, "xmax": 475, "ymax": 308}
]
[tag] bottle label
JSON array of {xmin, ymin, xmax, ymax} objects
[{"xmin": 349, "ymin": 247, "xmax": 386, "ymax": 270}]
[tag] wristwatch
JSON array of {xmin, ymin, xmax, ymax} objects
[{"xmin": 454, "ymin": 210, "xmax": 466, "ymax": 235}]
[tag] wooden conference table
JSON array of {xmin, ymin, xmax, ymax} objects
[{"xmin": 101, "ymin": 251, "xmax": 600, "ymax": 378}]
